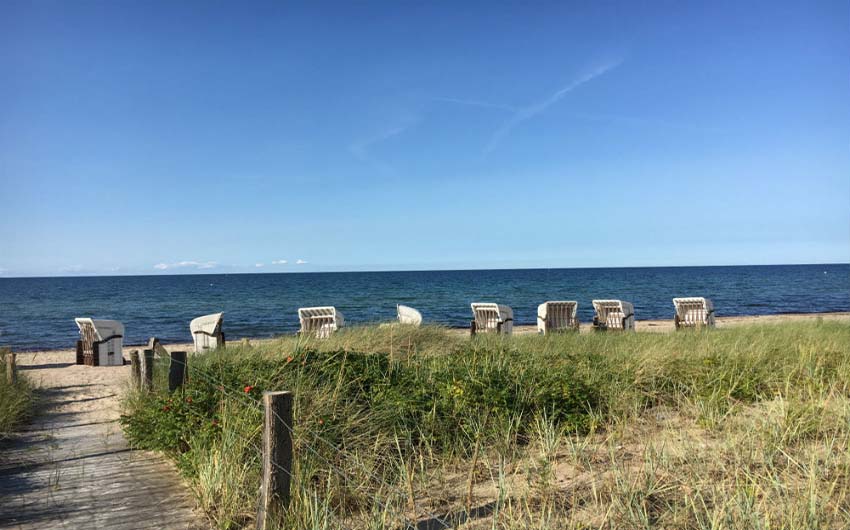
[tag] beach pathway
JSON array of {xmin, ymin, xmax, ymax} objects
[{"xmin": 0, "ymin": 350, "xmax": 207, "ymax": 530}]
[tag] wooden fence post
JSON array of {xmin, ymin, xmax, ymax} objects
[
  {"xmin": 130, "ymin": 350, "xmax": 141, "ymax": 388},
  {"xmin": 2, "ymin": 349, "xmax": 15, "ymax": 385},
  {"xmin": 168, "ymin": 351, "xmax": 187, "ymax": 392},
  {"xmin": 142, "ymin": 349, "xmax": 154, "ymax": 391},
  {"xmin": 257, "ymin": 391, "xmax": 293, "ymax": 530}
]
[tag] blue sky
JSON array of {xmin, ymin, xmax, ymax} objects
[{"xmin": 1, "ymin": 1, "xmax": 847, "ymax": 276}]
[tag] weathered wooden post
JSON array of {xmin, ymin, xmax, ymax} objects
[
  {"xmin": 142, "ymin": 349, "xmax": 154, "ymax": 391},
  {"xmin": 2, "ymin": 348, "xmax": 15, "ymax": 385},
  {"xmin": 168, "ymin": 351, "xmax": 187, "ymax": 392},
  {"xmin": 129, "ymin": 350, "xmax": 141, "ymax": 388},
  {"xmin": 257, "ymin": 391, "xmax": 293, "ymax": 530}
]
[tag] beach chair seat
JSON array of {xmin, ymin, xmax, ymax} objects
[
  {"xmin": 537, "ymin": 301, "xmax": 579, "ymax": 334},
  {"xmin": 74, "ymin": 318, "xmax": 124, "ymax": 366},
  {"xmin": 397, "ymin": 305, "xmax": 423, "ymax": 326},
  {"xmin": 591, "ymin": 300, "xmax": 635, "ymax": 331},
  {"xmin": 298, "ymin": 306, "xmax": 344, "ymax": 339},
  {"xmin": 673, "ymin": 297, "xmax": 715, "ymax": 328},
  {"xmin": 190, "ymin": 312, "xmax": 225, "ymax": 352},
  {"xmin": 470, "ymin": 303, "xmax": 513, "ymax": 335}
]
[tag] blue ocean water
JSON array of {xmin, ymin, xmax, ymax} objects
[{"xmin": 0, "ymin": 264, "xmax": 847, "ymax": 351}]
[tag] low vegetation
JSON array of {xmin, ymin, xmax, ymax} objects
[
  {"xmin": 121, "ymin": 321, "xmax": 850, "ymax": 529},
  {"xmin": 0, "ymin": 350, "xmax": 34, "ymax": 439}
]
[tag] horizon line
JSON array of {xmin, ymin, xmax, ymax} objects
[{"xmin": 0, "ymin": 261, "xmax": 846, "ymax": 280}]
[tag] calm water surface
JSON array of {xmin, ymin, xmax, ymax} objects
[{"xmin": 0, "ymin": 264, "xmax": 847, "ymax": 350}]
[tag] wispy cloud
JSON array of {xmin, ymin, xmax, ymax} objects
[
  {"xmin": 485, "ymin": 59, "xmax": 622, "ymax": 152},
  {"xmin": 153, "ymin": 260, "xmax": 217, "ymax": 271},
  {"xmin": 431, "ymin": 97, "xmax": 516, "ymax": 113},
  {"xmin": 295, "ymin": 259, "xmax": 308, "ymax": 265},
  {"xmin": 255, "ymin": 263, "xmax": 264, "ymax": 268},
  {"xmin": 271, "ymin": 259, "xmax": 288, "ymax": 265},
  {"xmin": 349, "ymin": 122, "xmax": 416, "ymax": 173}
]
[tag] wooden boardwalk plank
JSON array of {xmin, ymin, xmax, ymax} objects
[{"xmin": 0, "ymin": 351, "xmax": 208, "ymax": 530}]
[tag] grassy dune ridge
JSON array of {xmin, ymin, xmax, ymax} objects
[{"xmin": 121, "ymin": 321, "xmax": 850, "ymax": 529}]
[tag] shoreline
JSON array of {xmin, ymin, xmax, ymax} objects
[{"xmin": 11, "ymin": 311, "xmax": 850, "ymax": 357}]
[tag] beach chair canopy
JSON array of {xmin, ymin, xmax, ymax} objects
[
  {"xmin": 190, "ymin": 312, "xmax": 224, "ymax": 352},
  {"xmin": 591, "ymin": 300, "xmax": 635, "ymax": 331},
  {"xmin": 673, "ymin": 297, "xmax": 715, "ymax": 328},
  {"xmin": 537, "ymin": 301, "xmax": 579, "ymax": 334},
  {"xmin": 298, "ymin": 306, "xmax": 344, "ymax": 339},
  {"xmin": 470, "ymin": 303, "xmax": 514, "ymax": 335},
  {"xmin": 397, "ymin": 305, "xmax": 423, "ymax": 326},
  {"xmin": 74, "ymin": 318, "xmax": 125, "ymax": 366}
]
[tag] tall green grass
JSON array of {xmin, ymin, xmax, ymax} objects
[
  {"xmin": 0, "ymin": 351, "xmax": 34, "ymax": 439},
  {"xmin": 121, "ymin": 321, "xmax": 850, "ymax": 529}
]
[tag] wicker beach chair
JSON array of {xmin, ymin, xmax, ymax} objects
[
  {"xmin": 537, "ymin": 301, "xmax": 579, "ymax": 334},
  {"xmin": 190, "ymin": 312, "xmax": 225, "ymax": 352},
  {"xmin": 74, "ymin": 318, "xmax": 125, "ymax": 366},
  {"xmin": 470, "ymin": 303, "xmax": 514, "ymax": 335},
  {"xmin": 591, "ymin": 300, "xmax": 635, "ymax": 331},
  {"xmin": 397, "ymin": 305, "xmax": 423, "ymax": 326},
  {"xmin": 673, "ymin": 297, "xmax": 715, "ymax": 329},
  {"xmin": 298, "ymin": 306, "xmax": 344, "ymax": 339}
]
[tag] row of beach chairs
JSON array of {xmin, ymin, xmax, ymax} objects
[{"xmin": 72, "ymin": 298, "xmax": 714, "ymax": 365}]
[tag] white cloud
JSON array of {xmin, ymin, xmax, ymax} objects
[
  {"xmin": 255, "ymin": 263, "xmax": 264, "ymax": 268},
  {"xmin": 154, "ymin": 260, "xmax": 217, "ymax": 271},
  {"xmin": 296, "ymin": 259, "xmax": 308, "ymax": 265},
  {"xmin": 271, "ymin": 259, "xmax": 288, "ymax": 265}
]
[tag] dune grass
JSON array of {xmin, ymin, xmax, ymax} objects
[
  {"xmin": 121, "ymin": 321, "xmax": 850, "ymax": 529},
  {"xmin": 0, "ymin": 351, "xmax": 34, "ymax": 439}
]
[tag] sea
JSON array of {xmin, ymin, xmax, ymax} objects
[{"xmin": 0, "ymin": 264, "xmax": 847, "ymax": 351}]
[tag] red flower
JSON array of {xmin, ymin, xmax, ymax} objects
[
  {"xmin": 162, "ymin": 405, "xmax": 170, "ymax": 411},
  {"xmin": 318, "ymin": 419, "xmax": 324, "ymax": 425},
  {"xmin": 286, "ymin": 356, "xmax": 293, "ymax": 363},
  {"xmin": 244, "ymin": 385, "xmax": 254, "ymax": 393},
  {"xmin": 186, "ymin": 397, "xmax": 193, "ymax": 403}
]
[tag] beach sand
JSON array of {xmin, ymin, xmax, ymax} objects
[{"xmin": 514, "ymin": 310, "xmax": 850, "ymax": 334}]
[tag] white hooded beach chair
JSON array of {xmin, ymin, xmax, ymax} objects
[
  {"xmin": 397, "ymin": 305, "xmax": 423, "ymax": 326},
  {"xmin": 537, "ymin": 301, "xmax": 579, "ymax": 334},
  {"xmin": 591, "ymin": 300, "xmax": 635, "ymax": 331},
  {"xmin": 470, "ymin": 303, "xmax": 513, "ymax": 335},
  {"xmin": 74, "ymin": 318, "xmax": 124, "ymax": 366},
  {"xmin": 673, "ymin": 297, "xmax": 715, "ymax": 329},
  {"xmin": 298, "ymin": 306, "xmax": 344, "ymax": 339},
  {"xmin": 190, "ymin": 312, "xmax": 225, "ymax": 352}
]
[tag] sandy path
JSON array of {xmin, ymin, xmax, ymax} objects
[{"xmin": 0, "ymin": 350, "xmax": 208, "ymax": 530}]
